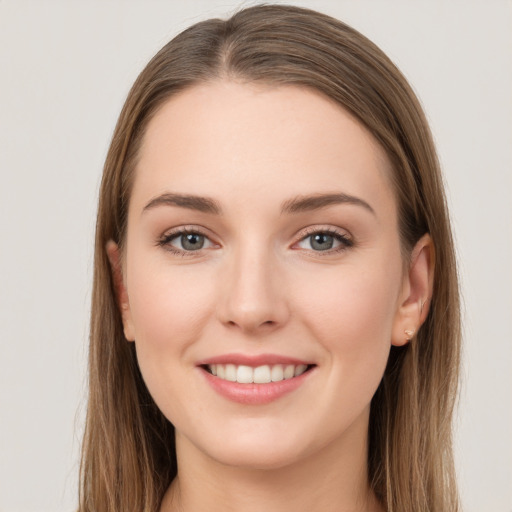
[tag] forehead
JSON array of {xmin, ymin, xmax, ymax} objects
[{"xmin": 132, "ymin": 80, "xmax": 395, "ymax": 219}]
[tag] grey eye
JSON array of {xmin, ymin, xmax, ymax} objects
[
  {"xmin": 296, "ymin": 231, "xmax": 351, "ymax": 252},
  {"xmin": 161, "ymin": 229, "xmax": 215, "ymax": 254},
  {"xmin": 166, "ymin": 232, "xmax": 212, "ymax": 251},
  {"xmin": 179, "ymin": 233, "xmax": 205, "ymax": 251},
  {"xmin": 309, "ymin": 233, "xmax": 334, "ymax": 251}
]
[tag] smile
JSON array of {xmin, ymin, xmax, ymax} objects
[
  {"xmin": 206, "ymin": 363, "xmax": 309, "ymax": 383},
  {"xmin": 198, "ymin": 355, "xmax": 316, "ymax": 405}
]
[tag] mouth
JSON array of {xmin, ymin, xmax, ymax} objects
[
  {"xmin": 201, "ymin": 363, "xmax": 314, "ymax": 384},
  {"xmin": 197, "ymin": 354, "xmax": 316, "ymax": 404}
]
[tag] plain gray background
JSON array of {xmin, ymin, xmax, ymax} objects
[{"xmin": 1, "ymin": 1, "xmax": 511, "ymax": 511}]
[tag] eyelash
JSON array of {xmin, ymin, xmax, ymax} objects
[
  {"xmin": 295, "ymin": 226, "xmax": 354, "ymax": 254},
  {"xmin": 157, "ymin": 226, "xmax": 353, "ymax": 256},
  {"xmin": 157, "ymin": 227, "xmax": 214, "ymax": 256}
]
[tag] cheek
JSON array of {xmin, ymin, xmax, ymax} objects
[
  {"xmin": 293, "ymin": 257, "xmax": 401, "ymax": 383},
  {"xmin": 125, "ymin": 258, "xmax": 218, "ymax": 423},
  {"xmin": 126, "ymin": 258, "xmax": 216, "ymax": 350},
  {"xmin": 302, "ymin": 270, "xmax": 398, "ymax": 337}
]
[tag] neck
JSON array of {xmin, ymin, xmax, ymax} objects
[{"xmin": 160, "ymin": 412, "xmax": 383, "ymax": 512}]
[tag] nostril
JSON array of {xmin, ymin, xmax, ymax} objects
[{"xmin": 225, "ymin": 318, "xmax": 277, "ymax": 331}]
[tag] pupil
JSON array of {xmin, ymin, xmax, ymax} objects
[
  {"xmin": 182, "ymin": 233, "xmax": 204, "ymax": 250},
  {"xmin": 311, "ymin": 233, "xmax": 333, "ymax": 251}
]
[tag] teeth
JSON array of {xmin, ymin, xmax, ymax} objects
[
  {"xmin": 253, "ymin": 365, "xmax": 271, "ymax": 383},
  {"xmin": 294, "ymin": 364, "xmax": 307, "ymax": 376},
  {"xmin": 284, "ymin": 364, "xmax": 295, "ymax": 379},
  {"xmin": 207, "ymin": 363, "xmax": 310, "ymax": 383},
  {"xmin": 225, "ymin": 364, "xmax": 237, "ymax": 382},
  {"xmin": 271, "ymin": 365, "xmax": 284, "ymax": 382},
  {"xmin": 236, "ymin": 365, "xmax": 253, "ymax": 384}
]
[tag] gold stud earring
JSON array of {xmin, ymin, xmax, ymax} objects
[{"xmin": 404, "ymin": 329, "xmax": 415, "ymax": 341}]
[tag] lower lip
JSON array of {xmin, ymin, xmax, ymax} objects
[{"xmin": 200, "ymin": 367, "xmax": 314, "ymax": 405}]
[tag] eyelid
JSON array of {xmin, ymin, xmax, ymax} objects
[
  {"xmin": 156, "ymin": 224, "xmax": 353, "ymax": 256},
  {"xmin": 157, "ymin": 225, "xmax": 219, "ymax": 255},
  {"xmin": 292, "ymin": 225, "xmax": 354, "ymax": 253}
]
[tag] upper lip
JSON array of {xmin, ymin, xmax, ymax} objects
[{"xmin": 197, "ymin": 353, "xmax": 314, "ymax": 367}]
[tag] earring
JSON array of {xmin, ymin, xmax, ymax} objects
[{"xmin": 404, "ymin": 329, "xmax": 415, "ymax": 341}]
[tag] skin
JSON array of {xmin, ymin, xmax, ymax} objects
[{"xmin": 108, "ymin": 81, "xmax": 433, "ymax": 512}]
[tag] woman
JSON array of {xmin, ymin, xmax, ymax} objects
[{"xmin": 79, "ymin": 5, "xmax": 461, "ymax": 511}]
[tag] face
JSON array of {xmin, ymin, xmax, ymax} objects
[{"xmin": 113, "ymin": 81, "xmax": 415, "ymax": 470}]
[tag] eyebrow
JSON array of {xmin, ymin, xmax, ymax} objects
[
  {"xmin": 281, "ymin": 193, "xmax": 375, "ymax": 215},
  {"xmin": 142, "ymin": 193, "xmax": 222, "ymax": 215},
  {"xmin": 142, "ymin": 191, "xmax": 375, "ymax": 217}
]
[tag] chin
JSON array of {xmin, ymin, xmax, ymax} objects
[
  {"xmin": 207, "ymin": 441, "xmax": 305, "ymax": 471},
  {"xmin": 187, "ymin": 419, "xmax": 330, "ymax": 471}
]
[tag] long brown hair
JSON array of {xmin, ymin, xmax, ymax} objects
[{"xmin": 79, "ymin": 5, "xmax": 461, "ymax": 511}]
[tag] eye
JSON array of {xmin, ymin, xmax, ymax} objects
[
  {"xmin": 159, "ymin": 229, "xmax": 215, "ymax": 253},
  {"xmin": 296, "ymin": 229, "xmax": 353, "ymax": 252}
]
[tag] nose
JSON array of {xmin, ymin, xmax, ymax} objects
[{"xmin": 217, "ymin": 245, "xmax": 290, "ymax": 334}]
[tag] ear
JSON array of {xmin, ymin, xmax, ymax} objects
[
  {"xmin": 391, "ymin": 234, "xmax": 434, "ymax": 346},
  {"xmin": 106, "ymin": 240, "xmax": 135, "ymax": 342}
]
